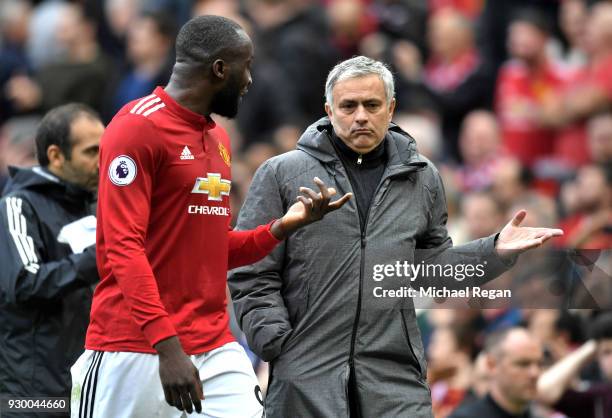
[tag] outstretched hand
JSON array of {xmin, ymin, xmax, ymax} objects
[
  {"xmin": 496, "ymin": 210, "xmax": 563, "ymax": 257},
  {"xmin": 272, "ymin": 177, "xmax": 352, "ymax": 239}
]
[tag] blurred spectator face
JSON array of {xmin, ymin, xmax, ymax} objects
[
  {"xmin": 527, "ymin": 309, "xmax": 558, "ymax": 353},
  {"xmin": 462, "ymin": 193, "xmax": 503, "ymax": 239},
  {"xmin": 588, "ymin": 113, "xmax": 612, "ymax": 163},
  {"xmin": 325, "ymin": 74, "xmax": 395, "ymax": 154},
  {"xmin": 0, "ymin": 0, "xmax": 31, "ymax": 45},
  {"xmin": 394, "ymin": 113, "xmax": 442, "ymax": 162},
  {"xmin": 492, "ymin": 158, "xmax": 524, "ymax": 207},
  {"xmin": 57, "ymin": 115, "xmax": 103, "ymax": 192},
  {"xmin": 560, "ymin": 0, "xmax": 587, "ymax": 48},
  {"xmin": 508, "ymin": 21, "xmax": 548, "ymax": 64},
  {"xmin": 575, "ymin": 165, "xmax": 609, "ymax": 212},
  {"xmin": 584, "ymin": 3, "xmax": 612, "ymax": 56},
  {"xmin": 459, "ymin": 111, "xmax": 500, "ymax": 166},
  {"xmin": 327, "ymin": 0, "xmax": 363, "ymax": 39},
  {"xmin": 472, "ymin": 353, "xmax": 491, "ymax": 398},
  {"xmin": 598, "ymin": 338, "xmax": 612, "ymax": 381},
  {"xmin": 105, "ymin": 0, "xmax": 141, "ymax": 39},
  {"xmin": 489, "ymin": 329, "xmax": 543, "ymax": 405},
  {"xmin": 0, "ymin": 117, "xmax": 38, "ymax": 171},
  {"xmin": 428, "ymin": 327, "xmax": 458, "ymax": 371},
  {"xmin": 55, "ymin": 5, "xmax": 93, "ymax": 54},
  {"xmin": 127, "ymin": 16, "xmax": 171, "ymax": 65},
  {"xmin": 428, "ymin": 10, "xmax": 473, "ymax": 60},
  {"xmin": 244, "ymin": 143, "xmax": 278, "ymax": 175}
]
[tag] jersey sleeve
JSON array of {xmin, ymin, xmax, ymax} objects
[
  {"xmin": 227, "ymin": 221, "xmax": 281, "ymax": 270},
  {"xmin": 98, "ymin": 114, "xmax": 176, "ymax": 347}
]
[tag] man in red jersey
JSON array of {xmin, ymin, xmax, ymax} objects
[{"xmin": 70, "ymin": 15, "xmax": 351, "ymax": 418}]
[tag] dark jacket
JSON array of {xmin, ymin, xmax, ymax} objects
[
  {"xmin": 229, "ymin": 118, "xmax": 513, "ymax": 417},
  {"xmin": 0, "ymin": 166, "xmax": 98, "ymax": 403},
  {"xmin": 449, "ymin": 394, "xmax": 536, "ymax": 418}
]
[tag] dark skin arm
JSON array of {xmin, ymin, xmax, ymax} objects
[
  {"xmin": 155, "ymin": 336, "xmax": 203, "ymax": 414},
  {"xmin": 270, "ymin": 176, "xmax": 353, "ymax": 239}
]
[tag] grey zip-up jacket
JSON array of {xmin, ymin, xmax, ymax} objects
[{"xmin": 229, "ymin": 117, "xmax": 513, "ymax": 417}]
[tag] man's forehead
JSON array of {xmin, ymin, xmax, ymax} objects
[{"xmin": 332, "ymin": 75, "xmax": 386, "ymax": 101}]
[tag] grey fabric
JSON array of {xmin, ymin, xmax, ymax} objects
[{"xmin": 228, "ymin": 117, "xmax": 514, "ymax": 418}]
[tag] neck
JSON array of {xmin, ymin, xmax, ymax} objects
[
  {"xmin": 165, "ymin": 75, "xmax": 212, "ymax": 117},
  {"xmin": 490, "ymin": 386, "xmax": 528, "ymax": 415},
  {"xmin": 525, "ymin": 53, "xmax": 547, "ymax": 72}
]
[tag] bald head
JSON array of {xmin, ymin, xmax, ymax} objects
[{"xmin": 485, "ymin": 328, "xmax": 543, "ymax": 414}]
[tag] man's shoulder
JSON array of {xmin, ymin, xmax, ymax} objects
[{"xmin": 260, "ymin": 149, "xmax": 321, "ymax": 180}]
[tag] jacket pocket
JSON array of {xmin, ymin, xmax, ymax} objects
[
  {"xmin": 400, "ymin": 311, "xmax": 427, "ymax": 381},
  {"xmin": 284, "ymin": 276, "xmax": 310, "ymax": 329}
]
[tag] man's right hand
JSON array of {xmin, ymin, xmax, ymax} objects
[{"xmin": 154, "ymin": 336, "xmax": 203, "ymax": 414}]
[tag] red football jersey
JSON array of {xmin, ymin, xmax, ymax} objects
[
  {"xmin": 87, "ymin": 87, "xmax": 280, "ymax": 354},
  {"xmin": 495, "ymin": 60, "xmax": 566, "ymax": 167}
]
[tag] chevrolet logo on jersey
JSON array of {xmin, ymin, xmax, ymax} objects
[{"xmin": 191, "ymin": 173, "xmax": 231, "ymax": 201}]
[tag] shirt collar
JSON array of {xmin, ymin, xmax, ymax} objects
[{"xmin": 153, "ymin": 86, "xmax": 216, "ymax": 131}]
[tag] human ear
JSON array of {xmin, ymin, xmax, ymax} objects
[
  {"xmin": 47, "ymin": 144, "xmax": 65, "ymax": 170},
  {"xmin": 212, "ymin": 59, "xmax": 227, "ymax": 80}
]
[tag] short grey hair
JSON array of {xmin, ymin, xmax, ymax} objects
[{"xmin": 325, "ymin": 56, "xmax": 395, "ymax": 106}]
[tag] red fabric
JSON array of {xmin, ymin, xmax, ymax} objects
[
  {"xmin": 495, "ymin": 60, "xmax": 566, "ymax": 167},
  {"xmin": 556, "ymin": 214, "xmax": 612, "ymax": 249},
  {"xmin": 554, "ymin": 53, "xmax": 612, "ymax": 167},
  {"xmin": 425, "ymin": 49, "xmax": 480, "ymax": 92},
  {"xmin": 87, "ymin": 87, "xmax": 280, "ymax": 354},
  {"xmin": 429, "ymin": 0, "xmax": 484, "ymax": 20}
]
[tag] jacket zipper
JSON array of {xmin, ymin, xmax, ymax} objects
[
  {"xmin": 348, "ymin": 171, "xmax": 385, "ymax": 370},
  {"xmin": 347, "ymin": 165, "xmax": 423, "ymax": 371}
]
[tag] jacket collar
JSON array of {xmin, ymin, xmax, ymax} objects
[
  {"xmin": 6, "ymin": 166, "xmax": 95, "ymax": 205},
  {"xmin": 296, "ymin": 117, "xmax": 427, "ymax": 176}
]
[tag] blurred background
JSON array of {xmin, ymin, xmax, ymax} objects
[{"xmin": 2, "ymin": 1, "xmax": 612, "ymax": 416}]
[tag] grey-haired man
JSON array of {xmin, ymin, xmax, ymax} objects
[{"xmin": 229, "ymin": 56, "xmax": 562, "ymax": 417}]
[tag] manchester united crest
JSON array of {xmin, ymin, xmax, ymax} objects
[{"xmin": 218, "ymin": 142, "xmax": 231, "ymax": 167}]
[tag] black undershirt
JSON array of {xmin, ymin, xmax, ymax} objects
[{"xmin": 330, "ymin": 132, "xmax": 387, "ymax": 230}]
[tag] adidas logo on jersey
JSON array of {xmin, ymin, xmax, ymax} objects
[{"xmin": 180, "ymin": 146, "xmax": 194, "ymax": 160}]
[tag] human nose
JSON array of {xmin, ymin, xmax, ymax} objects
[{"xmin": 354, "ymin": 105, "xmax": 368, "ymax": 124}]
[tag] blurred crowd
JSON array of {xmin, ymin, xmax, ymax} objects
[{"xmin": 1, "ymin": 0, "xmax": 612, "ymax": 417}]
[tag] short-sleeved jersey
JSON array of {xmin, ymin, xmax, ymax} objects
[{"xmin": 86, "ymin": 87, "xmax": 280, "ymax": 354}]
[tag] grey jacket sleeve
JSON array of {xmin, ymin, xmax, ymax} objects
[
  {"xmin": 228, "ymin": 161, "xmax": 293, "ymax": 362},
  {"xmin": 414, "ymin": 166, "xmax": 515, "ymax": 289},
  {"xmin": 0, "ymin": 196, "xmax": 99, "ymax": 304}
]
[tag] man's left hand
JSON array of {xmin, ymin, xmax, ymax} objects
[
  {"xmin": 496, "ymin": 210, "xmax": 563, "ymax": 257},
  {"xmin": 271, "ymin": 177, "xmax": 352, "ymax": 239}
]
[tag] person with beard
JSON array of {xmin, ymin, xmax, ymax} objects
[{"xmin": 70, "ymin": 15, "xmax": 351, "ymax": 418}]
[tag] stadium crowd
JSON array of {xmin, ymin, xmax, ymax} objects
[{"xmin": 1, "ymin": 0, "xmax": 612, "ymax": 417}]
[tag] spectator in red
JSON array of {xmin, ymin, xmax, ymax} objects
[
  {"xmin": 423, "ymin": 8, "xmax": 495, "ymax": 159},
  {"xmin": 495, "ymin": 9, "xmax": 566, "ymax": 168},
  {"xmin": 541, "ymin": 2, "xmax": 612, "ymax": 167},
  {"xmin": 425, "ymin": 9, "xmax": 479, "ymax": 95},
  {"xmin": 557, "ymin": 163, "xmax": 612, "ymax": 249}
]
